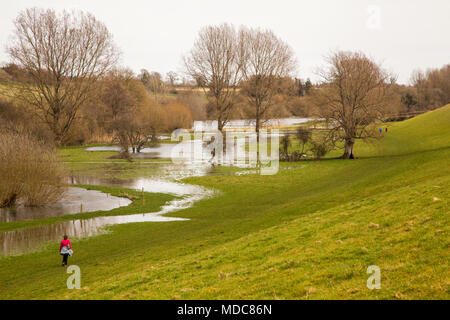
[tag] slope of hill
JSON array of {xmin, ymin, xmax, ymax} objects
[
  {"xmin": 356, "ymin": 104, "xmax": 450, "ymax": 157},
  {"xmin": 0, "ymin": 105, "xmax": 448, "ymax": 299}
]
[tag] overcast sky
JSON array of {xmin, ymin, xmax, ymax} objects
[{"xmin": 1, "ymin": 0, "xmax": 449, "ymax": 84}]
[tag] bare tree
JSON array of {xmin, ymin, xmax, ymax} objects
[
  {"xmin": 7, "ymin": 8, "xmax": 118, "ymax": 144},
  {"xmin": 240, "ymin": 28, "xmax": 296, "ymax": 144},
  {"xmin": 166, "ymin": 71, "xmax": 179, "ymax": 87},
  {"xmin": 315, "ymin": 51, "xmax": 393, "ymax": 159},
  {"xmin": 184, "ymin": 24, "xmax": 244, "ymax": 133}
]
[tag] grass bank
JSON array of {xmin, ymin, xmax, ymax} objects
[
  {"xmin": 0, "ymin": 105, "xmax": 448, "ymax": 299},
  {"xmin": 0, "ymin": 185, "xmax": 176, "ymax": 233}
]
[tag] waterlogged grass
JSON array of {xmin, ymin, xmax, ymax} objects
[
  {"xmin": 0, "ymin": 105, "xmax": 449, "ymax": 299},
  {"xmin": 0, "ymin": 186, "xmax": 175, "ymax": 233},
  {"xmin": 59, "ymin": 144, "xmax": 174, "ymax": 165},
  {"xmin": 59, "ymin": 145, "xmax": 125, "ymax": 163}
]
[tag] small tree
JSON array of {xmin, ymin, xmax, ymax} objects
[
  {"xmin": 401, "ymin": 93, "xmax": 417, "ymax": 112},
  {"xmin": 101, "ymin": 69, "xmax": 137, "ymax": 120},
  {"xmin": 310, "ymin": 138, "xmax": 329, "ymax": 160},
  {"xmin": 280, "ymin": 134, "xmax": 291, "ymax": 157},
  {"xmin": 111, "ymin": 105, "xmax": 154, "ymax": 155},
  {"xmin": 139, "ymin": 69, "xmax": 166, "ymax": 100},
  {"xmin": 166, "ymin": 71, "xmax": 179, "ymax": 87},
  {"xmin": 304, "ymin": 78, "xmax": 312, "ymax": 95},
  {"xmin": 104, "ymin": 72, "xmax": 155, "ymax": 154},
  {"xmin": 296, "ymin": 127, "xmax": 312, "ymax": 154}
]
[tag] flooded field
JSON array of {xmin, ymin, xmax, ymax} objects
[
  {"xmin": 0, "ymin": 157, "xmax": 215, "ymax": 256},
  {"xmin": 0, "ymin": 125, "xmax": 280, "ymax": 256},
  {"xmin": 192, "ymin": 117, "xmax": 311, "ymax": 130},
  {"xmin": 0, "ymin": 187, "xmax": 131, "ymax": 223}
]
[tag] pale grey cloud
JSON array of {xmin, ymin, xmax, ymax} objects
[{"xmin": 1, "ymin": 0, "xmax": 449, "ymax": 83}]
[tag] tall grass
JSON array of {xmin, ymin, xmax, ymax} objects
[{"xmin": 0, "ymin": 132, "xmax": 66, "ymax": 207}]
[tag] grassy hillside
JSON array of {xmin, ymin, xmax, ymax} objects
[
  {"xmin": 355, "ymin": 104, "xmax": 450, "ymax": 157},
  {"xmin": 0, "ymin": 105, "xmax": 448, "ymax": 299}
]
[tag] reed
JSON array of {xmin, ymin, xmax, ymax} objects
[{"xmin": 0, "ymin": 132, "xmax": 66, "ymax": 207}]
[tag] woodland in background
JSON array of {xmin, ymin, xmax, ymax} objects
[{"xmin": 1, "ymin": 59, "xmax": 449, "ymax": 147}]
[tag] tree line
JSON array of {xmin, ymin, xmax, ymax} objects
[{"xmin": 0, "ymin": 8, "xmax": 449, "ymax": 159}]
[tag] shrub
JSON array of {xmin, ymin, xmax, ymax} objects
[
  {"xmin": 296, "ymin": 127, "xmax": 312, "ymax": 154},
  {"xmin": 280, "ymin": 134, "xmax": 291, "ymax": 156},
  {"xmin": 310, "ymin": 140, "xmax": 329, "ymax": 160},
  {"xmin": 0, "ymin": 132, "xmax": 66, "ymax": 207}
]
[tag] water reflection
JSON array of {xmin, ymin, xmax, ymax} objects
[
  {"xmin": 0, "ymin": 213, "xmax": 187, "ymax": 256},
  {"xmin": 0, "ymin": 187, "xmax": 131, "ymax": 223},
  {"xmin": 0, "ymin": 174, "xmax": 214, "ymax": 257},
  {"xmin": 85, "ymin": 144, "xmax": 178, "ymax": 159},
  {"xmin": 192, "ymin": 117, "xmax": 311, "ymax": 130}
]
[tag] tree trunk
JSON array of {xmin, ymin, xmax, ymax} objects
[
  {"xmin": 342, "ymin": 138, "xmax": 355, "ymax": 159},
  {"xmin": 218, "ymin": 118, "xmax": 227, "ymax": 154},
  {"xmin": 217, "ymin": 118, "xmax": 223, "ymax": 133},
  {"xmin": 256, "ymin": 114, "xmax": 261, "ymax": 163}
]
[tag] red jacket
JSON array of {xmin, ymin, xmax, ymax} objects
[{"xmin": 60, "ymin": 239, "xmax": 72, "ymax": 250}]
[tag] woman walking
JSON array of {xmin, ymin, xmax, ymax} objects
[{"xmin": 60, "ymin": 235, "xmax": 73, "ymax": 267}]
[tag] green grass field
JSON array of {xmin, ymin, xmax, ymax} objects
[{"xmin": 0, "ymin": 105, "xmax": 448, "ymax": 299}]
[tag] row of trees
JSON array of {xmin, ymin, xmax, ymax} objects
[
  {"xmin": 410, "ymin": 64, "xmax": 450, "ymax": 111},
  {"xmin": 184, "ymin": 24, "xmax": 296, "ymax": 145},
  {"xmin": 184, "ymin": 25, "xmax": 448, "ymax": 159},
  {"xmin": 57, "ymin": 69, "xmax": 194, "ymax": 150},
  {"xmin": 2, "ymin": 9, "xmax": 449, "ymax": 159},
  {"xmin": 1, "ymin": 10, "xmax": 317, "ymax": 149},
  {"xmin": 101, "ymin": 70, "xmax": 193, "ymax": 154},
  {"xmin": 184, "ymin": 24, "xmax": 396, "ymax": 159},
  {"xmin": 2, "ymin": 8, "xmax": 196, "ymax": 151}
]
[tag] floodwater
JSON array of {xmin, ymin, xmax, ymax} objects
[
  {"xmin": 192, "ymin": 117, "xmax": 311, "ymax": 130},
  {"xmin": 85, "ymin": 133, "xmax": 280, "ymax": 167},
  {"xmin": 0, "ymin": 121, "xmax": 289, "ymax": 256},
  {"xmin": 0, "ymin": 187, "xmax": 132, "ymax": 223},
  {"xmin": 0, "ymin": 159, "xmax": 214, "ymax": 256},
  {"xmin": 0, "ymin": 175, "xmax": 214, "ymax": 256},
  {"xmin": 85, "ymin": 144, "xmax": 178, "ymax": 159}
]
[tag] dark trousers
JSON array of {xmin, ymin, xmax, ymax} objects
[{"xmin": 62, "ymin": 253, "xmax": 69, "ymax": 265}]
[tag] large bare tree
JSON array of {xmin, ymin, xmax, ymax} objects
[
  {"xmin": 240, "ymin": 28, "xmax": 296, "ymax": 144},
  {"xmin": 7, "ymin": 8, "xmax": 118, "ymax": 144},
  {"xmin": 184, "ymin": 24, "xmax": 244, "ymax": 133},
  {"xmin": 315, "ymin": 51, "xmax": 393, "ymax": 159}
]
